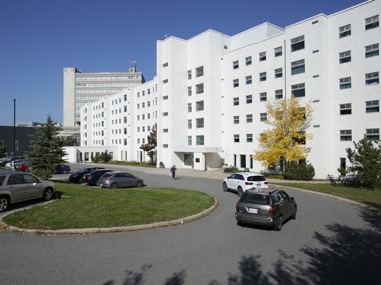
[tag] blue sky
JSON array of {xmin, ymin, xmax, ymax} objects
[{"xmin": 0, "ymin": 0, "xmax": 363, "ymax": 126}]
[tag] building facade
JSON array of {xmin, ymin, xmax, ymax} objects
[{"xmin": 74, "ymin": 0, "xmax": 380, "ymax": 179}]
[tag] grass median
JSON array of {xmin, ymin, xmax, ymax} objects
[
  {"xmin": 274, "ymin": 182, "xmax": 381, "ymax": 211},
  {"xmin": 3, "ymin": 182, "xmax": 215, "ymax": 230}
]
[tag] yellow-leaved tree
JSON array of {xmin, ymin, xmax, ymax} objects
[{"xmin": 253, "ymin": 96, "xmax": 313, "ymax": 169}]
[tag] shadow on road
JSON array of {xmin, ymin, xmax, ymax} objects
[{"xmin": 102, "ymin": 209, "xmax": 381, "ymax": 285}]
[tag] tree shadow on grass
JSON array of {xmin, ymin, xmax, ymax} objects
[{"xmin": 103, "ymin": 209, "xmax": 381, "ymax": 285}]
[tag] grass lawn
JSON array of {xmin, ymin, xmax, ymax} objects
[
  {"xmin": 2, "ymin": 182, "xmax": 215, "ymax": 230},
  {"xmin": 273, "ymin": 182, "xmax": 381, "ymax": 211}
]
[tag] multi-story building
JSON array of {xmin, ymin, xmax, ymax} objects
[
  {"xmin": 74, "ymin": 0, "xmax": 380, "ymax": 179},
  {"xmin": 62, "ymin": 65, "xmax": 145, "ymax": 137}
]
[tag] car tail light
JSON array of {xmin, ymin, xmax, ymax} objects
[
  {"xmin": 269, "ymin": 205, "xmax": 276, "ymax": 215},
  {"xmin": 88, "ymin": 175, "xmax": 93, "ymax": 180},
  {"xmin": 245, "ymin": 182, "xmax": 253, "ymax": 185},
  {"xmin": 105, "ymin": 177, "xmax": 111, "ymax": 181},
  {"xmin": 236, "ymin": 202, "xmax": 240, "ymax": 212},
  {"xmin": 264, "ymin": 181, "xmax": 268, "ymax": 185}
]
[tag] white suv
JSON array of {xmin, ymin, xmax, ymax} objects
[{"xmin": 222, "ymin": 172, "xmax": 268, "ymax": 197}]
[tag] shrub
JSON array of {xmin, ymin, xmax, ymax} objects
[
  {"xmin": 284, "ymin": 161, "xmax": 315, "ymax": 180},
  {"xmin": 223, "ymin": 165, "xmax": 240, "ymax": 173}
]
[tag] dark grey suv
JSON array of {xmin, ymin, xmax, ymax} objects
[{"xmin": 235, "ymin": 189, "xmax": 297, "ymax": 231}]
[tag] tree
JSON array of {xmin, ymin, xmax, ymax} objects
[
  {"xmin": 140, "ymin": 123, "xmax": 157, "ymax": 164},
  {"xmin": 253, "ymin": 96, "xmax": 313, "ymax": 169},
  {"xmin": 27, "ymin": 115, "xmax": 67, "ymax": 179},
  {"xmin": 346, "ymin": 138, "xmax": 381, "ymax": 189}
]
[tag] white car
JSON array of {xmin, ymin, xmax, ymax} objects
[{"xmin": 222, "ymin": 172, "xmax": 268, "ymax": 197}]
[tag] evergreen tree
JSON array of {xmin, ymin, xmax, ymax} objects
[
  {"xmin": 346, "ymin": 138, "xmax": 381, "ymax": 189},
  {"xmin": 140, "ymin": 123, "xmax": 157, "ymax": 164},
  {"xmin": 27, "ymin": 115, "xmax": 67, "ymax": 179}
]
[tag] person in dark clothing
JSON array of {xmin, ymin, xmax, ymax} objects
[{"xmin": 170, "ymin": 165, "xmax": 177, "ymax": 179}]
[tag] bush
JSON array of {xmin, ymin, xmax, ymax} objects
[
  {"xmin": 284, "ymin": 161, "xmax": 315, "ymax": 180},
  {"xmin": 223, "ymin": 165, "xmax": 240, "ymax": 173}
]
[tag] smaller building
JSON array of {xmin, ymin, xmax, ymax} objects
[{"xmin": 0, "ymin": 126, "xmax": 36, "ymax": 158}]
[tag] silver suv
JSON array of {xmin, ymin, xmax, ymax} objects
[
  {"xmin": 0, "ymin": 171, "xmax": 56, "ymax": 212},
  {"xmin": 223, "ymin": 172, "xmax": 268, "ymax": 197},
  {"xmin": 235, "ymin": 189, "xmax": 297, "ymax": 231}
]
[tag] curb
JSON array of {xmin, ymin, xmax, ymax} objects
[{"xmin": 0, "ymin": 198, "xmax": 218, "ymax": 235}]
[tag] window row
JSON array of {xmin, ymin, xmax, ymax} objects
[
  {"xmin": 339, "ymin": 44, "xmax": 379, "ymax": 64},
  {"xmin": 340, "ymin": 100, "xmax": 380, "ymax": 115},
  {"xmin": 340, "ymin": 128, "xmax": 380, "ymax": 141},
  {"xmin": 339, "ymin": 15, "xmax": 379, "ymax": 38},
  {"xmin": 188, "ymin": 66, "xmax": 204, "ymax": 80},
  {"xmin": 340, "ymin": 72, "xmax": 379, "ymax": 89}
]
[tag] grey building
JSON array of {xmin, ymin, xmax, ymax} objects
[{"xmin": 0, "ymin": 126, "xmax": 36, "ymax": 158}]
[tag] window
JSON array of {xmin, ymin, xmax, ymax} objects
[
  {"xmin": 234, "ymin": 134, "xmax": 240, "ymax": 143},
  {"xmin": 366, "ymin": 72, "xmax": 379, "ymax": 85},
  {"xmin": 259, "ymin": 72, "xmax": 266, "ymax": 81},
  {"xmin": 340, "ymin": 130, "xmax": 352, "ymax": 141},
  {"xmin": 291, "ymin": 83, "xmax": 305, "ymax": 97},
  {"xmin": 163, "ymin": 128, "xmax": 168, "ymax": 133},
  {"xmin": 196, "ymin": 100, "xmax": 204, "ymax": 111},
  {"xmin": 246, "ymin": 95, "xmax": 252, "ymax": 104},
  {"xmin": 188, "ymin": 119, "xmax": 192, "ymax": 129},
  {"xmin": 339, "ymin": 51, "xmax": 351, "ymax": 63},
  {"xmin": 233, "ymin": 60, "xmax": 239, "ymax": 69},
  {"xmin": 246, "ymin": 134, "xmax": 253, "ymax": 143},
  {"xmin": 275, "ymin": 68, "xmax": 283, "ymax": 78},
  {"xmin": 260, "ymin": 113, "xmax": 267, "ymax": 122},
  {"xmin": 196, "ymin": 66, "xmax": 204, "ymax": 77},
  {"xmin": 246, "ymin": 56, "xmax": 252, "ymax": 65},
  {"xmin": 260, "ymin": 92, "xmax": 267, "ymax": 101},
  {"xmin": 163, "ymin": 79, "xmax": 168, "ymax": 84},
  {"xmin": 233, "ymin": 79, "xmax": 239, "ymax": 87},
  {"xmin": 365, "ymin": 43, "xmax": 379, "ymax": 58},
  {"xmin": 366, "ymin": 100, "xmax": 379, "ymax": 113},
  {"xmin": 340, "ymin": 103, "xmax": 352, "ymax": 115},
  {"xmin": 188, "ymin": 86, "xmax": 192, "ymax": 96},
  {"xmin": 340, "ymin": 77, "xmax": 352, "ymax": 89},
  {"xmin": 259, "ymin": 51, "xmax": 266, "ymax": 61},
  {"xmin": 274, "ymin": 46, "xmax": 282, "ymax": 57},
  {"xmin": 291, "ymin": 35, "xmax": 305, "ymax": 52},
  {"xmin": 246, "ymin": 114, "xmax": 253, "ymax": 123},
  {"xmin": 188, "ymin": 103, "xmax": 192, "ymax": 112},
  {"xmin": 163, "ymin": 95, "xmax": 168, "ymax": 100},
  {"xmin": 233, "ymin": 97, "xmax": 239, "ymax": 106},
  {"xmin": 163, "ymin": 62, "xmax": 168, "ymax": 67},
  {"xmin": 196, "ymin": 118, "xmax": 204, "ymax": 128},
  {"xmin": 365, "ymin": 15, "xmax": 379, "ymax": 30},
  {"xmin": 233, "ymin": 116, "xmax": 239, "ymax": 124},
  {"xmin": 291, "ymin": 59, "xmax": 305, "ymax": 75},
  {"xmin": 196, "ymin": 83, "xmax": 204, "ymax": 94},
  {"xmin": 275, "ymin": 89, "xmax": 283, "ymax": 99},
  {"xmin": 196, "ymin": 135, "xmax": 204, "ymax": 145},
  {"xmin": 162, "ymin": 112, "xmax": 168, "ymax": 117},
  {"xmin": 339, "ymin": 24, "xmax": 351, "ymax": 38},
  {"xmin": 188, "ymin": 70, "xmax": 192, "ymax": 80},
  {"xmin": 188, "ymin": 136, "xmax": 192, "ymax": 146},
  {"xmin": 365, "ymin": 128, "xmax": 380, "ymax": 140},
  {"xmin": 246, "ymin": 75, "xmax": 252, "ymax": 85}
]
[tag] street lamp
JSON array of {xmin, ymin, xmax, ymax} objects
[{"xmin": 13, "ymin": 98, "xmax": 16, "ymax": 169}]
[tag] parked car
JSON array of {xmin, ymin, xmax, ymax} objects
[
  {"xmin": 56, "ymin": 164, "xmax": 71, "ymax": 174},
  {"xmin": 235, "ymin": 189, "xmax": 297, "ymax": 231},
  {"xmin": 15, "ymin": 161, "xmax": 30, "ymax": 172},
  {"xmin": 223, "ymin": 172, "xmax": 268, "ymax": 197},
  {"xmin": 98, "ymin": 172, "xmax": 144, "ymax": 189},
  {"xmin": 83, "ymin": 169, "xmax": 113, "ymax": 186},
  {"xmin": 0, "ymin": 170, "xmax": 56, "ymax": 212},
  {"xmin": 69, "ymin": 167, "xmax": 104, "ymax": 183}
]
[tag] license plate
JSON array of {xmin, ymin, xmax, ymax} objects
[
  {"xmin": 247, "ymin": 208, "xmax": 258, "ymax": 214},
  {"xmin": 256, "ymin": 183, "xmax": 262, "ymax": 187}
]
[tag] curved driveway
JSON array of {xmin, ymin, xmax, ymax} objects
[{"xmin": 1, "ymin": 165, "xmax": 380, "ymax": 285}]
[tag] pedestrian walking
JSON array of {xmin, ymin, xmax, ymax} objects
[{"xmin": 170, "ymin": 165, "xmax": 177, "ymax": 180}]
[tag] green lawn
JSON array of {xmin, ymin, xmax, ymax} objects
[
  {"xmin": 2, "ymin": 182, "xmax": 215, "ymax": 230},
  {"xmin": 273, "ymin": 182, "xmax": 381, "ymax": 211}
]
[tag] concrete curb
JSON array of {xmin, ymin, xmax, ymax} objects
[{"xmin": 0, "ymin": 198, "xmax": 218, "ymax": 235}]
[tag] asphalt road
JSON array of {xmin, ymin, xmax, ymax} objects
[{"xmin": 1, "ymin": 165, "xmax": 380, "ymax": 285}]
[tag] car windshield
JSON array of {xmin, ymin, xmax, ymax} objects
[
  {"xmin": 101, "ymin": 173, "xmax": 112, "ymax": 178},
  {"xmin": 241, "ymin": 193, "xmax": 270, "ymax": 205},
  {"xmin": 247, "ymin": 176, "xmax": 266, "ymax": 182},
  {"xmin": 0, "ymin": 176, "xmax": 5, "ymax": 185},
  {"xmin": 77, "ymin": 168, "xmax": 90, "ymax": 174}
]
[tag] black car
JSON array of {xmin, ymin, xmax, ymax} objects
[
  {"xmin": 83, "ymin": 169, "xmax": 113, "ymax": 186},
  {"xmin": 235, "ymin": 189, "xmax": 297, "ymax": 231},
  {"xmin": 69, "ymin": 167, "xmax": 105, "ymax": 183}
]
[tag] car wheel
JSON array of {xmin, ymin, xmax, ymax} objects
[
  {"xmin": 237, "ymin": 187, "xmax": 244, "ymax": 197},
  {"xmin": 222, "ymin": 182, "xmax": 228, "ymax": 192},
  {"xmin": 274, "ymin": 215, "xmax": 283, "ymax": 231},
  {"xmin": 62, "ymin": 170, "xmax": 68, "ymax": 174},
  {"xmin": 43, "ymin": 188, "xmax": 54, "ymax": 201},
  {"xmin": 136, "ymin": 181, "xmax": 143, "ymax": 188},
  {"xmin": 237, "ymin": 221, "xmax": 244, "ymax": 227},
  {"xmin": 0, "ymin": 196, "xmax": 9, "ymax": 212},
  {"xmin": 110, "ymin": 183, "xmax": 118, "ymax": 189},
  {"xmin": 292, "ymin": 206, "xmax": 297, "ymax": 219}
]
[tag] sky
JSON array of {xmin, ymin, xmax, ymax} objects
[{"xmin": 0, "ymin": 0, "xmax": 364, "ymax": 126}]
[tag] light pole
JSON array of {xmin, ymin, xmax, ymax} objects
[{"xmin": 13, "ymin": 98, "xmax": 16, "ymax": 169}]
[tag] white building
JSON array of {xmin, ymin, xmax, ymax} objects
[{"xmin": 73, "ymin": 0, "xmax": 380, "ymax": 179}]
